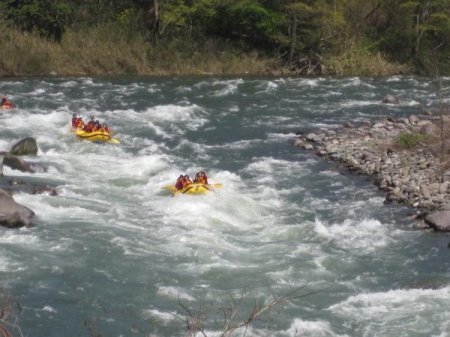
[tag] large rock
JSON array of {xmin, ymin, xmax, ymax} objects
[
  {"xmin": 9, "ymin": 137, "xmax": 38, "ymax": 156},
  {"xmin": 425, "ymin": 211, "xmax": 450, "ymax": 232},
  {"xmin": 0, "ymin": 189, "xmax": 34, "ymax": 228},
  {"xmin": 3, "ymin": 153, "xmax": 35, "ymax": 173}
]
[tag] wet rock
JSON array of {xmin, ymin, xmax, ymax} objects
[
  {"xmin": 382, "ymin": 95, "xmax": 400, "ymax": 104},
  {"xmin": 409, "ymin": 115, "xmax": 419, "ymax": 125},
  {"xmin": 9, "ymin": 137, "xmax": 38, "ymax": 156},
  {"xmin": 292, "ymin": 138, "xmax": 304, "ymax": 147},
  {"xmin": 3, "ymin": 154, "xmax": 35, "ymax": 173},
  {"xmin": 425, "ymin": 211, "xmax": 450, "ymax": 232},
  {"xmin": 0, "ymin": 189, "xmax": 34, "ymax": 228},
  {"xmin": 343, "ymin": 122, "xmax": 354, "ymax": 128},
  {"xmin": 306, "ymin": 133, "xmax": 325, "ymax": 142},
  {"xmin": 413, "ymin": 220, "xmax": 431, "ymax": 229},
  {"xmin": 8, "ymin": 178, "xmax": 26, "ymax": 186}
]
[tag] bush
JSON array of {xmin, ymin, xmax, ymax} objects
[
  {"xmin": 324, "ymin": 42, "xmax": 410, "ymax": 76},
  {"xmin": 395, "ymin": 132, "xmax": 427, "ymax": 149}
]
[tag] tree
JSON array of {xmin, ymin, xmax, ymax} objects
[
  {"xmin": 362, "ymin": 0, "xmax": 450, "ymax": 72},
  {"xmin": 1, "ymin": 0, "xmax": 71, "ymax": 42}
]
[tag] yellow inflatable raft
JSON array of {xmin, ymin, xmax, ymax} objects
[
  {"xmin": 73, "ymin": 129, "xmax": 120, "ymax": 144},
  {"xmin": 163, "ymin": 183, "xmax": 223, "ymax": 195}
]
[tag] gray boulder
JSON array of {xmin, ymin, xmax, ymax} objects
[
  {"xmin": 9, "ymin": 137, "xmax": 38, "ymax": 156},
  {"xmin": 425, "ymin": 211, "xmax": 450, "ymax": 232},
  {"xmin": 0, "ymin": 189, "xmax": 34, "ymax": 228},
  {"xmin": 3, "ymin": 153, "xmax": 35, "ymax": 173}
]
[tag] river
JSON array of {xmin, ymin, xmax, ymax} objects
[{"xmin": 0, "ymin": 76, "xmax": 449, "ymax": 337}]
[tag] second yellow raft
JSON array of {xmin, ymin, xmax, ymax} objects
[
  {"xmin": 164, "ymin": 183, "xmax": 223, "ymax": 195},
  {"xmin": 73, "ymin": 129, "xmax": 120, "ymax": 144}
]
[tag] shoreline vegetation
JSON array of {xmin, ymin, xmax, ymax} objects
[
  {"xmin": 0, "ymin": 22, "xmax": 410, "ymax": 78},
  {"xmin": 1, "ymin": 0, "xmax": 449, "ymax": 78}
]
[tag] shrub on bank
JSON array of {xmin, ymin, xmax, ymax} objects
[
  {"xmin": 324, "ymin": 43, "xmax": 411, "ymax": 76},
  {"xmin": 395, "ymin": 132, "xmax": 428, "ymax": 149}
]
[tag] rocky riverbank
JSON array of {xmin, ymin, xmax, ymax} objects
[
  {"xmin": 0, "ymin": 137, "xmax": 58, "ymax": 228},
  {"xmin": 293, "ymin": 111, "xmax": 450, "ymax": 232}
]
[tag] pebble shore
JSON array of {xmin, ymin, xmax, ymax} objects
[{"xmin": 293, "ymin": 112, "xmax": 450, "ymax": 232}]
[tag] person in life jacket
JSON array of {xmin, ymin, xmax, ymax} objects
[
  {"xmin": 175, "ymin": 175, "xmax": 185, "ymax": 190},
  {"xmin": 71, "ymin": 114, "xmax": 85, "ymax": 129},
  {"xmin": 77, "ymin": 117, "xmax": 85, "ymax": 129},
  {"xmin": 101, "ymin": 123, "xmax": 110, "ymax": 134},
  {"xmin": 1, "ymin": 96, "xmax": 15, "ymax": 109},
  {"xmin": 83, "ymin": 116, "xmax": 97, "ymax": 132},
  {"xmin": 193, "ymin": 171, "xmax": 208, "ymax": 184},
  {"xmin": 182, "ymin": 175, "xmax": 193, "ymax": 188},
  {"xmin": 94, "ymin": 120, "xmax": 102, "ymax": 131},
  {"xmin": 71, "ymin": 114, "xmax": 78, "ymax": 128}
]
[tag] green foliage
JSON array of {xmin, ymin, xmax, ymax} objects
[
  {"xmin": 395, "ymin": 132, "xmax": 427, "ymax": 149},
  {"xmin": 1, "ymin": 0, "xmax": 71, "ymax": 41},
  {"xmin": 364, "ymin": 0, "xmax": 450, "ymax": 73},
  {"xmin": 224, "ymin": 0, "xmax": 284, "ymax": 45},
  {"xmin": 0, "ymin": 0, "xmax": 449, "ymax": 75}
]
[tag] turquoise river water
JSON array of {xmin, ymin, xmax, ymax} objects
[{"xmin": 0, "ymin": 76, "xmax": 449, "ymax": 337}]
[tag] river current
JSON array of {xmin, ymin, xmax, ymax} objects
[{"xmin": 0, "ymin": 76, "xmax": 449, "ymax": 337}]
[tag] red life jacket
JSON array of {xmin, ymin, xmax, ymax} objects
[{"xmin": 175, "ymin": 177, "xmax": 184, "ymax": 190}]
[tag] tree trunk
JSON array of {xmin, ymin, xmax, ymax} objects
[
  {"xmin": 415, "ymin": 0, "xmax": 430, "ymax": 57},
  {"xmin": 152, "ymin": 0, "xmax": 160, "ymax": 41},
  {"xmin": 288, "ymin": 15, "xmax": 297, "ymax": 68}
]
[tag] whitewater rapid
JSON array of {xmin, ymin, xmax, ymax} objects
[{"xmin": 0, "ymin": 76, "xmax": 449, "ymax": 337}]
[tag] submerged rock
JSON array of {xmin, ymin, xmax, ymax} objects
[
  {"xmin": 3, "ymin": 153, "xmax": 35, "ymax": 173},
  {"xmin": 0, "ymin": 189, "xmax": 34, "ymax": 228},
  {"xmin": 382, "ymin": 95, "xmax": 400, "ymax": 104}
]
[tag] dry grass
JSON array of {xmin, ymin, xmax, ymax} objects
[
  {"xmin": 0, "ymin": 21, "xmax": 281, "ymax": 77},
  {"xmin": 324, "ymin": 43, "xmax": 411, "ymax": 76},
  {"xmin": 0, "ymin": 25, "xmax": 53, "ymax": 77}
]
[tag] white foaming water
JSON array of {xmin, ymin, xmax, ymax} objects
[
  {"xmin": 209, "ymin": 78, "xmax": 244, "ymax": 96},
  {"xmin": 340, "ymin": 99, "xmax": 381, "ymax": 108},
  {"xmin": 313, "ymin": 218, "xmax": 394, "ymax": 252},
  {"xmin": 284, "ymin": 318, "xmax": 349, "ymax": 337},
  {"xmin": 329, "ymin": 287, "xmax": 450, "ymax": 336},
  {"xmin": 0, "ymin": 76, "xmax": 449, "ymax": 337},
  {"xmin": 260, "ymin": 80, "xmax": 279, "ymax": 94}
]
